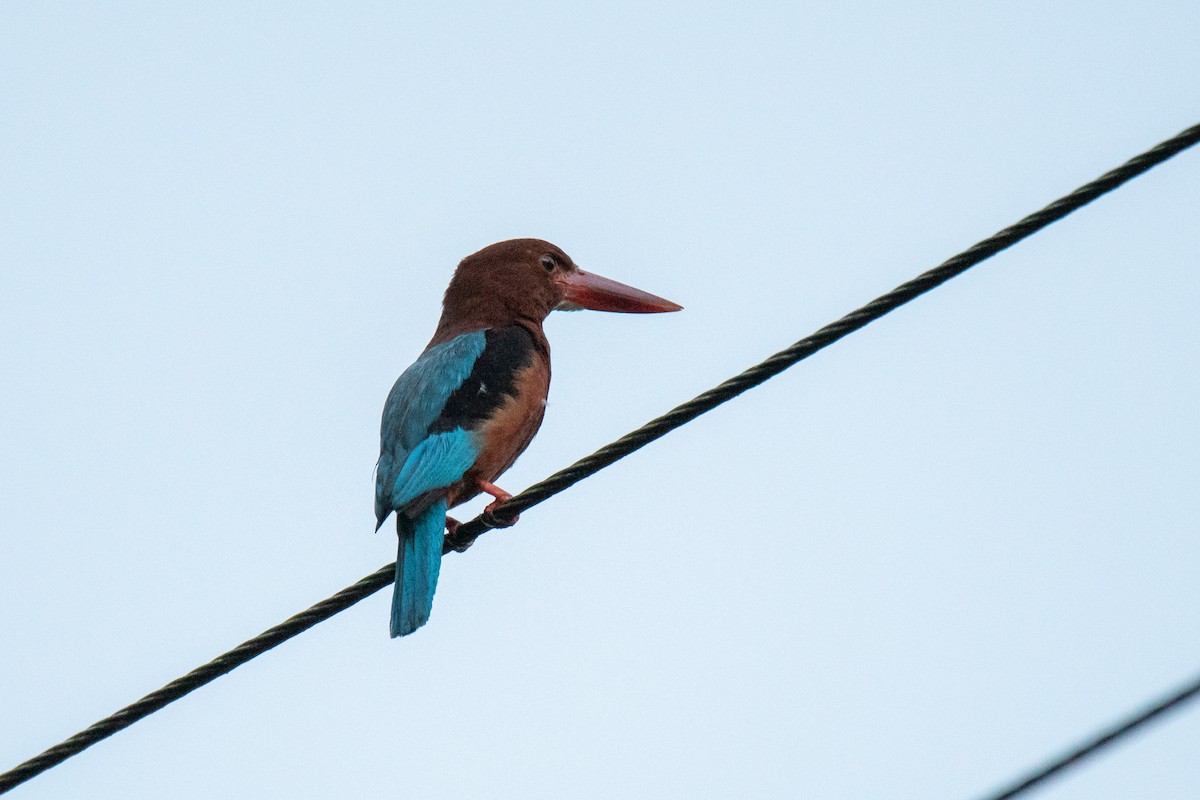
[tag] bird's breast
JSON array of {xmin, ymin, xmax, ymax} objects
[{"xmin": 449, "ymin": 356, "xmax": 550, "ymax": 507}]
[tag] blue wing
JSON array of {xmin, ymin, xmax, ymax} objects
[
  {"xmin": 376, "ymin": 326, "xmax": 541, "ymax": 637},
  {"xmin": 375, "ymin": 331, "xmax": 487, "ymax": 527}
]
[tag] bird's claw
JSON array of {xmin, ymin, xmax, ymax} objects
[
  {"xmin": 481, "ymin": 499, "xmax": 519, "ymax": 529},
  {"xmin": 477, "ymin": 480, "xmax": 518, "ymax": 529},
  {"xmin": 443, "ymin": 515, "xmax": 473, "ymax": 552}
]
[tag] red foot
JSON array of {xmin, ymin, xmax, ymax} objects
[
  {"xmin": 478, "ymin": 479, "xmax": 519, "ymax": 528},
  {"xmin": 477, "ymin": 480, "xmax": 512, "ymax": 503},
  {"xmin": 444, "ymin": 515, "xmax": 474, "ymax": 552}
]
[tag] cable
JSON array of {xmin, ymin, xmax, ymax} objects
[
  {"xmin": 974, "ymin": 671, "xmax": 1200, "ymax": 800},
  {"xmin": 1, "ymin": 122, "xmax": 1197, "ymax": 796},
  {"xmin": 0, "ymin": 565, "xmax": 394, "ymax": 796},
  {"xmin": 443, "ymin": 121, "xmax": 1200, "ymax": 550}
]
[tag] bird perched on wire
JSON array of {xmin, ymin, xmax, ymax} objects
[{"xmin": 375, "ymin": 239, "xmax": 681, "ymax": 637}]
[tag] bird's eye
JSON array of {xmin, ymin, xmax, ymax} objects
[{"xmin": 541, "ymin": 255, "xmax": 557, "ymax": 271}]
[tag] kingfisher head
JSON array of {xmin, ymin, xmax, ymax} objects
[{"xmin": 438, "ymin": 238, "xmax": 681, "ymax": 332}]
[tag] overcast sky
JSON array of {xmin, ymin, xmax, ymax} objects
[{"xmin": 2, "ymin": 3, "xmax": 1199, "ymax": 798}]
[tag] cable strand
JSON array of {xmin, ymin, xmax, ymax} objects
[
  {"xmin": 0, "ymin": 565, "xmax": 395, "ymax": 795},
  {"xmin": 445, "ymin": 121, "xmax": 1200, "ymax": 545},
  {"xmin": 974, "ymin": 672, "xmax": 1200, "ymax": 800},
  {"xmin": 1, "ymin": 122, "xmax": 1197, "ymax": 796}
]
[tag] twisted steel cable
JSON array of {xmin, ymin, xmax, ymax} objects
[
  {"xmin": 0, "ymin": 565, "xmax": 396, "ymax": 796},
  {"xmin": 1, "ymin": 122, "xmax": 1197, "ymax": 796},
  {"xmin": 974, "ymin": 671, "xmax": 1200, "ymax": 800},
  {"xmin": 445, "ymin": 121, "xmax": 1200, "ymax": 548}
]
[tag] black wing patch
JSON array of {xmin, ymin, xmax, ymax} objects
[{"xmin": 429, "ymin": 326, "xmax": 536, "ymax": 434}]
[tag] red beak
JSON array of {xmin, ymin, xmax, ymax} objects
[{"xmin": 555, "ymin": 270, "xmax": 682, "ymax": 314}]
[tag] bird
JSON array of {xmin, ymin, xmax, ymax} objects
[{"xmin": 375, "ymin": 238, "xmax": 681, "ymax": 637}]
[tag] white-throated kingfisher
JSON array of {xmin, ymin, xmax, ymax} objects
[{"xmin": 376, "ymin": 239, "xmax": 681, "ymax": 637}]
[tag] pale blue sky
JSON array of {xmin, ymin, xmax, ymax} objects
[{"xmin": 2, "ymin": 3, "xmax": 1199, "ymax": 798}]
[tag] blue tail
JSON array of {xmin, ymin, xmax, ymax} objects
[{"xmin": 390, "ymin": 498, "xmax": 447, "ymax": 637}]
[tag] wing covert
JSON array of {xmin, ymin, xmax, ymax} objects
[
  {"xmin": 374, "ymin": 326, "xmax": 539, "ymax": 527},
  {"xmin": 376, "ymin": 331, "xmax": 487, "ymax": 525}
]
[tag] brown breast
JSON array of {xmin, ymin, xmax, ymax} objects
[{"xmin": 447, "ymin": 356, "xmax": 550, "ymax": 508}]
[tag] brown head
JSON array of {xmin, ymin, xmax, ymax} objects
[{"xmin": 432, "ymin": 238, "xmax": 681, "ymax": 343}]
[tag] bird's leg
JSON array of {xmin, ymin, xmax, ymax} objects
[
  {"xmin": 477, "ymin": 479, "xmax": 512, "ymax": 504},
  {"xmin": 477, "ymin": 479, "xmax": 519, "ymax": 528},
  {"xmin": 444, "ymin": 515, "xmax": 462, "ymax": 538}
]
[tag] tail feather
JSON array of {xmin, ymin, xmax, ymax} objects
[{"xmin": 391, "ymin": 498, "xmax": 447, "ymax": 637}]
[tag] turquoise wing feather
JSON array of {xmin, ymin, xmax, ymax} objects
[
  {"xmin": 376, "ymin": 331, "xmax": 487, "ymax": 637},
  {"xmin": 375, "ymin": 331, "xmax": 487, "ymax": 527},
  {"xmin": 376, "ymin": 326, "xmax": 540, "ymax": 636}
]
